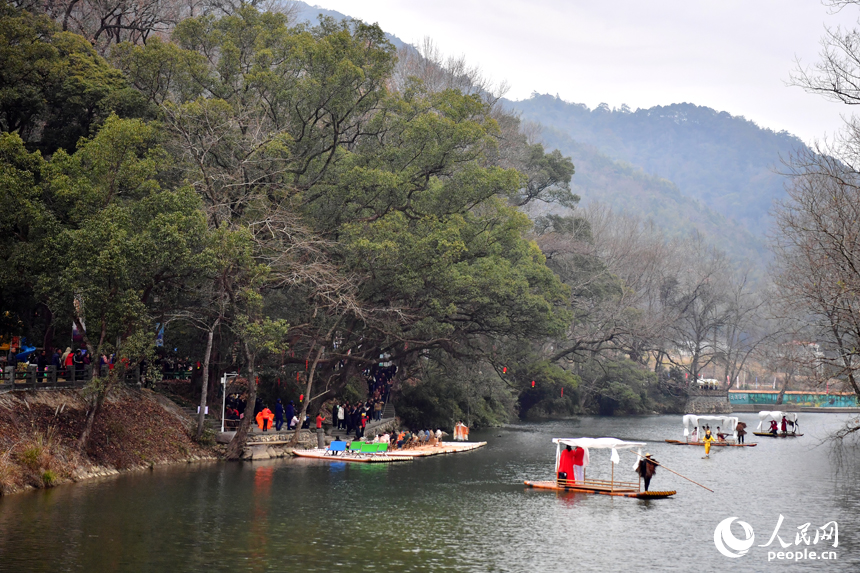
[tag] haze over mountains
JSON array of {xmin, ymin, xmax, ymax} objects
[{"xmin": 297, "ymin": 2, "xmax": 808, "ymax": 265}]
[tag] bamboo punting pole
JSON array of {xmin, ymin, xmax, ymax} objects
[{"xmin": 634, "ymin": 451, "xmax": 714, "ymax": 493}]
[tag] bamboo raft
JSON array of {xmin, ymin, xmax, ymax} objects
[
  {"xmin": 752, "ymin": 432, "xmax": 803, "ymax": 438},
  {"xmin": 291, "ymin": 449, "xmax": 412, "ymax": 464},
  {"xmin": 386, "ymin": 441, "xmax": 487, "ymax": 458},
  {"xmin": 524, "ymin": 478, "xmax": 676, "ymax": 499},
  {"xmin": 665, "ymin": 439, "xmax": 757, "ymax": 447}
]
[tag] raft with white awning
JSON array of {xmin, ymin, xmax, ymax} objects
[
  {"xmin": 753, "ymin": 411, "xmax": 803, "ymax": 437},
  {"xmin": 664, "ymin": 414, "xmax": 757, "ymax": 447},
  {"xmin": 523, "ymin": 437, "xmax": 676, "ymax": 499}
]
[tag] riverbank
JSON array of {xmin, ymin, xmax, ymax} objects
[{"xmin": 0, "ymin": 387, "xmax": 221, "ymax": 496}]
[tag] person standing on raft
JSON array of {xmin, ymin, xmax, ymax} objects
[
  {"xmin": 635, "ymin": 453, "xmax": 658, "ymax": 491},
  {"xmin": 572, "ymin": 446, "xmax": 586, "ymax": 481},
  {"xmin": 736, "ymin": 421, "xmax": 747, "ymax": 444},
  {"xmin": 557, "ymin": 445, "xmax": 575, "ymax": 483},
  {"xmin": 702, "ymin": 428, "xmax": 716, "ymax": 458}
]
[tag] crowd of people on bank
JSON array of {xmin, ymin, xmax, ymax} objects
[
  {"xmin": 345, "ymin": 428, "xmax": 445, "ymax": 449},
  {"xmin": 3, "ymin": 345, "xmax": 122, "ymax": 377},
  {"xmin": 2, "ymin": 344, "xmax": 202, "ymax": 381}
]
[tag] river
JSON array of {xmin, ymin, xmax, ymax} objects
[{"xmin": 1, "ymin": 413, "xmax": 858, "ymax": 572}]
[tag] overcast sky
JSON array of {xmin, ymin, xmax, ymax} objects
[{"xmin": 309, "ymin": 0, "xmax": 860, "ymax": 144}]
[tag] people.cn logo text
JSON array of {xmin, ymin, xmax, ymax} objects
[{"xmin": 714, "ymin": 515, "xmax": 838, "ymax": 562}]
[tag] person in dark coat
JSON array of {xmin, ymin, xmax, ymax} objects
[
  {"xmin": 274, "ymin": 399, "xmax": 285, "ymax": 431},
  {"xmin": 636, "ymin": 454, "xmax": 659, "ymax": 491},
  {"xmin": 36, "ymin": 350, "xmax": 48, "ymax": 372},
  {"xmin": 736, "ymin": 421, "xmax": 747, "ymax": 444},
  {"xmin": 285, "ymin": 401, "xmax": 295, "ymax": 429}
]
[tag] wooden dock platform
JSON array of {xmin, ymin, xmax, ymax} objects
[{"xmin": 386, "ymin": 441, "xmax": 487, "ymax": 458}]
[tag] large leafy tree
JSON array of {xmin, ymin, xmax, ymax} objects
[
  {"xmin": 109, "ymin": 8, "xmax": 573, "ymax": 432},
  {"xmin": 0, "ymin": 115, "xmax": 211, "ymax": 451},
  {"xmin": 0, "ymin": 5, "xmax": 147, "ymax": 155}
]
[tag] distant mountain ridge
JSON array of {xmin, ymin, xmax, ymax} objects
[
  {"xmin": 293, "ymin": 2, "xmax": 410, "ymax": 49},
  {"xmin": 508, "ymin": 94, "xmax": 806, "ymax": 236},
  {"xmin": 537, "ymin": 126, "xmax": 766, "ymax": 265},
  {"xmin": 290, "ymin": 8, "xmax": 794, "ymax": 266}
]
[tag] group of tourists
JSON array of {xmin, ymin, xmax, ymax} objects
[
  {"xmin": 5, "ymin": 346, "xmax": 115, "ymax": 378},
  {"xmin": 253, "ymin": 398, "xmax": 309, "ymax": 432},
  {"xmin": 361, "ymin": 429, "xmax": 443, "ymax": 449},
  {"xmin": 331, "ymin": 401, "xmax": 372, "ymax": 438},
  {"xmin": 768, "ymin": 415, "xmax": 796, "ymax": 435}
]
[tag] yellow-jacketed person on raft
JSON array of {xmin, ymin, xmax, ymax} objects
[{"xmin": 702, "ymin": 428, "xmax": 716, "ymax": 458}]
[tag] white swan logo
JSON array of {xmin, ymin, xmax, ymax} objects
[{"xmin": 714, "ymin": 517, "xmax": 755, "ymax": 558}]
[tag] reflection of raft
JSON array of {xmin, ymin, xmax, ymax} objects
[
  {"xmin": 665, "ymin": 439, "xmax": 757, "ymax": 447},
  {"xmin": 524, "ymin": 479, "xmax": 676, "ymax": 499},
  {"xmin": 752, "ymin": 432, "xmax": 803, "ymax": 438}
]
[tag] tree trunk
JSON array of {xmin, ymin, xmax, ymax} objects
[
  {"xmin": 195, "ymin": 321, "xmax": 218, "ymax": 441},
  {"xmin": 41, "ymin": 305, "xmax": 54, "ymax": 353},
  {"xmin": 290, "ymin": 343, "xmax": 323, "ymax": 447},
  {"xmin": 225, "ymin": 342, "xmax": 256, "ymax": 460},
  {"xmin": 776, "ymin": 376, "xmax": 790, "ymax": 405},
  {"xmin": 77, "ymin": 367, "xmax": 119, "ymax": 453}
]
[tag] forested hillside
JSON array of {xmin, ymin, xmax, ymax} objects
[
  {"xmin": 534, "ymin": 126, "xmax": 765, "ymax": 264},
  {"xmin": 511, "ymin": 94, "xmax": 807, "ymax": 237},
  {"xmin": 1, "ymin": 2, "xmax": 816, "ymax": 443}
]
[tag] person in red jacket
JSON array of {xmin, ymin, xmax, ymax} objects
[
  {"xmin": 572, "ymin": 446, "xmax": 586, "ymax": 482},
  {"xmin": 256, "ymin": 407, "xmax": 274, "ymax": 431},
  {"xmin": 557, "ymin": 445, "xmax": 575, "ymax": 483}
]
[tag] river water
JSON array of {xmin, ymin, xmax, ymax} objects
[{"xmin": 1, "ymin": 413, "xmax": 858, "ymax": 572}]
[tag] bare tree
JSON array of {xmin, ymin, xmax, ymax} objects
[
  {"xmin": 719, "ymin": 270, "xmax": 774, "ymax": 390},
  {"xmin": 16, "ymin": 0, "xmax": 301, "ymax": 53},
  {"xmin": 771, "ymin": 146, "xmax": 860, "ymax": 396}
]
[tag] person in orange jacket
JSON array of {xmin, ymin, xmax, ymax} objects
[{"xmin": 256, "ymin": 407, "xmax": 275, "ymax": 431}]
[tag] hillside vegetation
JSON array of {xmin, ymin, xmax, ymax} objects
[{"xmin": 511, "ymin": 94, "xmax": 807, "ymax": 241}]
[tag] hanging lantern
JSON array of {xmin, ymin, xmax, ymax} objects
[
  {"xmin": 502, "ymin": 366, "xmax": 507, "ymax": 374},
  {"xmin": 531, "ymin": 380, "xmax": 535, "ymax": 388},
  {"xmin": 561, "ymin": 387, "xmax": 564, "ymax": 397}
]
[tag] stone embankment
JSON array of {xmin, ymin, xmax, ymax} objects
[
  {"xmin": 0, "ymin": 387, "xmax": 220, "ymax": 496},
  {"xmin": 685, "ymin": 393, "xmax": 732, "ymax": 414}
]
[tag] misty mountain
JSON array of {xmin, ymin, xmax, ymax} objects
[
  {"xmin": 293, "ymin": 1, "xmax": 410, "ymax": 49},
  {"xmin": 509, "ymin": 94, "xmax": 806, "ymax": 237},
  {"xmin": 536, "ymin": 126, "xmax": 766, "ymax": 264}
]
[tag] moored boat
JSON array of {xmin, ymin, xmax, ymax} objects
[{"xmin": 523, "ymin": 437, "xmax": 676, "ymax": 499}]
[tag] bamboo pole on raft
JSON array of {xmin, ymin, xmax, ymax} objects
[{"xmin": 633, "ymin": 451, "xmax": 713, "ymax": 493}]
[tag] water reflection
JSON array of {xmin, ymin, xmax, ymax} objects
[{"xmin": 0, "ymin": 414, "xmax": 858, "ymax": 572}]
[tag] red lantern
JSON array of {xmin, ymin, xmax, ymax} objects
[
  {"xmin": 561, "ymin": 387, "xmax": 564, "ymax": 397},
  {"xmin": 502, "ymin": 366, "xmax": 507, "ymax": 374},
  {"xmin": 299, "ymin": 394, "xmax": 304, "ymax": 402},
  {"xmin": 531, "ymin": 380, "xmax": 535, "ymax": 388}
]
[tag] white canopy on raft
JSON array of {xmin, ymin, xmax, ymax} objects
[
  {"xmin": 552, "ymin": 437, "xmax": 647, "ymax": 468},
  {"xmin": 756, "ymin": 411, "xmax": 798, "ymax": 431},
  {"xmin": 682, "ymin": 415, "xmax": 739, "ymax": 439}
]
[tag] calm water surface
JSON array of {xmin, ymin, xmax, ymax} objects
[{"xmin": 1, "ymin": 414, "xmax": 859, "ymax": 572}]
